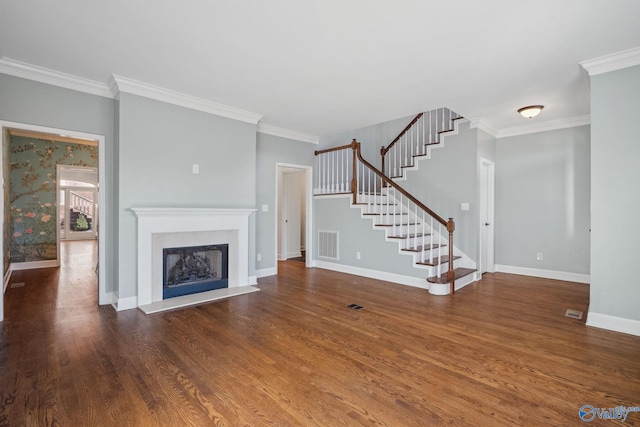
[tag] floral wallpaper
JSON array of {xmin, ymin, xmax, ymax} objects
[{"xmin": 10, "ymin": 136, "xmax": 97, "ymax": 263}]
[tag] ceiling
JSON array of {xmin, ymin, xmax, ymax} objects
[{"xmin": 1, "ymin": 1, "xmax": 639, "ymax": 139}]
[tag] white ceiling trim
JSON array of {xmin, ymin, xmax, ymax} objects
[
  {"xmin": 580, "ymin": 47, "xmax": 640, "ymax": 76},
  {"xmin": 0, "ymin": 57, "xmax": 112, "ymax": 98},
  {"xmin": 469, "ymin": 118, "xmax": 498, "ymax": 137},
  {"xmin": 497, "ymin": 115, "xmax": 591, "ymax": 139},
  {"xmin": 110, "ymin": 75, "xmax": 263, "ymax": 125},
  {"xmin": 257, "ymin": 123, "xmax": 319, "ymax": 144}
]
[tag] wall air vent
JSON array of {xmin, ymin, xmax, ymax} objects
[{"xmin": 318, "ymin": 230, "xmax": 339, "ymax": 260}]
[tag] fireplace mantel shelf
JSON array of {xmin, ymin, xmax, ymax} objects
[{"xmin": 132, "ymin": 207, "xmax": 256, "ymax": 217}]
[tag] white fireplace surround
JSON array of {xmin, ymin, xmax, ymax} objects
[{"xmin": 132, "ymin": 208, "xmax": 255, "ymax": 310}]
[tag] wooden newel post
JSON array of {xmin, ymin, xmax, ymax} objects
[
  {"xmin": 380, "ymin": 146, "xmax": 386, "ymax": 178},
  {"xmin": 351, "ymin": 139, "xmax": 358, "ymax": 205},
  {"xmin": 447, "ymin": 218, "xmax": 455, "ymax": 295}
]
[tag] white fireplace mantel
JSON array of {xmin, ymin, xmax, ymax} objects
[{"xmin": 132, "ymin": 207, "xmax": 256, "ymax": 311}]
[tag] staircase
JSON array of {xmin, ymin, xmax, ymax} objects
[
  {"xmin": 68, "ymin": 208, "xmax": 93, "ymax": 231},
  {"xmin": 69, "ymin": 191, "xmax": 94, "ymax": 232},
  {"xmin": 381, "ymin": 107, "xmax": 466, "ymax": 181},
  {"xmin": 314, "ymin": 108, "xmax": 476, "ymax": 295}
]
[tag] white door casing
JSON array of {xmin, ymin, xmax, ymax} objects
[{"xmin": 479, "ymin": 158, "xmax": 495, "ymax": 274}]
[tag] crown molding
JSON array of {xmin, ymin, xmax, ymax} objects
[
  {"xmin": 0, "ymin": 57, "xmax": 112, "ymax": 98},
  {"xmin": 497, "ymin": 115, "xmax": 590, "ymax": 138},
  {"xmin": 257, "ymin": 123, "xmax": 319, "ymax": 144},
  {"xmin": 580, "ymin": 47, "xmax": 640, "ymax": 76},
  {"xmin": 469, "ymin": 117, "xmax": 498, "ymax": 137},
  {"xmin": 110, "ymin": 75, "xmax": 263, "ymax": 125}
]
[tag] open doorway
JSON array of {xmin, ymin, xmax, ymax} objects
[
  {"xmin": 275, "ymin": 163, "xmax": 313, "ymax": 271},
  {"xmin": 0, "ymin": 121, "xmax": 107, "ymax": 322},
  {"xmin": 57, "ymin": 165, "xmax": 98, "ymax": 242}
]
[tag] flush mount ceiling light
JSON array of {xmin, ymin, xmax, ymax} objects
[{"xmin": 518, "ymin": 105, "xmax": 544, "ymax": 118}]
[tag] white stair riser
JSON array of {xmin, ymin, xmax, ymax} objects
[{"xmin": 359, "ymin": 205, "xmax": 404, "ymax": 214}]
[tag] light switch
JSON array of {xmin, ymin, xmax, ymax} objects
[
  {"xmin": 461, "ymin": 203, "xmax": 469, "ymax": 211},
  {"xmin": 261, "ymin": 204, "xmax": 268, "ymax": 212}
]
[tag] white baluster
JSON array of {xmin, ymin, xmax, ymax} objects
[
  {"xmin": 429, "ymin": 110, "xmax": 433, "ymax": 144},
  {"xmin": 430, "ymin": 217, "xmax": 434, "ymax": 267},
  {"xmin": 421, "ymin": 211, "xmax": 426, "ymax": 263},
  {"xmin": 438, "ymin": 223, "xmax": 443, "ymax": 278}
]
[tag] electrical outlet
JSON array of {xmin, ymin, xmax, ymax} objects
[
  {"xmin": 192, "ymin": 164, "xmax": 199, "ymax": 174},
  {"xmin": 257, "ymin": 253, "xmax": 261, "ymax": 262},
  {"xmin": 356, "ymin": 251, "xmax": 361, "ymax": 260},
  {"xmin": 537, "ymin": 252, "xmax": 543, "ymax": 261}
]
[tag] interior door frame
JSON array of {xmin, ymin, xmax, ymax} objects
[
  {"xmin": 275, "ymin": 163, "xmax": 313, "ymax": 273},
  {"xmin": 57, "ymin": 164, "xmax": 99, "ymax": 243},
  {"xmin": 479, "ymin": 157, "xmax": 495, "ymax": 274},
  {"xmin": 59, "ymin": 186, "xmax": 98, "ymax": 241},
  {"xmin": 0, "ymin": 120, "xmax": 107, "ymax": 322}
]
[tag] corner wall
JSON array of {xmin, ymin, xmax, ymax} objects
[
  {"xmin": 495, "ymin": 125, "xmax": 591, "ymax": 278},
  {"xmin": 588, "ymin": 64, "xmax": 640, "ymax": 335},
  {"xmin": 0, "ymin": 73, "xmax": 116, "ymax": 295}
]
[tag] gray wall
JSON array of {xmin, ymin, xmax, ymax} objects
[
  {"xmin": 314, "ymin": 197, "xmax": 425, "ymax": 278},
  {"xmin": 117, "ymin": 93, "xmax": 257, "ymax": 298},
  {"xmin": 495, "ymin": 126, "xmax": 591, "ymax": 274},
  {"xmin": 590, "ymin": 65, "xmax": 640, "ymax": 322},
  {"xmin": 401, "ymin": 122, "xmax": 479, "ymax": 260},
  {"xmin": 255, "ymin": 133, "xmax": 314, "ymax": 272},
  {"xmin": 0, "ymin": 74, "xmax": 116, "ymax": 294},
  {"xmin": 319, "ymin": 114, "xmax": 413, "ymax": 168}
]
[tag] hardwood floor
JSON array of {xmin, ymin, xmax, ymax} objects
[{"xmin": 1, "ymin": 254, "xmax": 639, "ymax": 426}]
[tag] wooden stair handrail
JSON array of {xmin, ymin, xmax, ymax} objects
[
  {"xmin": 314, "ymin": 142, "xmax": 354, "ymax": 156},
  {"xmin": 380, "ymin": 112, "xmax": 423, "ymax": 174},
  {"xmin": 353, "ymin": 139, "xmax": 449, "ymax": 227},
  {"xmin": 314, "ymin": 139, "xmax": 456, "ymax": 293},
  {"xmin": 353, "ymin": 139, "xmax": 456, "ymax": 293},
  {"xmin": 380, "ymin": 113, "xmax": 423, "ymax": 157}
]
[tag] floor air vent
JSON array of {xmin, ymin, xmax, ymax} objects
[
  {"xmin": 10, "ymin": 282, "xmax": 25, "ymax": 288},
  {"xmin": 565, "ymin": 309, "xmax": 583, "ymax": 320},
  {"xmin": 347, "ymin": 304, "xmax": 364, "ymax": 310},
  {"xmin": 318, "ymin": 231, "xmax": 339, "ymax": 259}
]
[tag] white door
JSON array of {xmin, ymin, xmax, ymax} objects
[{"xmin": 480, "ymin": 159, "xmax": 495, "ymax": 274}]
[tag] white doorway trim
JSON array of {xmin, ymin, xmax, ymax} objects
[
  {"xmin": 57, "ymin": 164, "xmax": 99, "ymax": 242},
  {"xmin": 479, "ymin": 158, "xmax": 495, "ymax": 274},
  {"xmin": 0, "ymin": 120, "xmax": 108, "ymax": 322},
  {"xmin": 275, "ymin": 163, "xmax": 313, "ymax": 274}
]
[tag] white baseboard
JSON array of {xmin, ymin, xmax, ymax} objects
[
  {"xmin": 248, "ymin": 275, "xmax": 257, "ymax": 285},
  {"xmin": 3, "ymin": 267, "xmax": 12, "ymax": 293},
  {"xmin": 101, "ymin": 291, "xmax": 116, "ymax": 306},
  {"xmin": 495, "ymin": 264, "xmax": 590, "ymax": 284},
  {"xmin": 256, "ymin": 267, "xmax": 277, "ymax": 278},
  {"xmin": 10, "ymin": 260, "xmax": 60, "ymax": 271},
  {"xmin": 313, "ymin": 260, "xmax": 429, "ymax": 290},
  {"xmin": 287, "ymin": 252, "xmax": 302, "ymax": 259},
  {"xmin": 112, "ymin": 296, "xmax": 138, "ymax": 311},
  {"xmin": 587, "ymin": 312, "xmax": 640, "ymax": 337}
]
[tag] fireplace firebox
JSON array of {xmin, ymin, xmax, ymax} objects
[{"xmin": 163, "ymin": 244, "xmax": 228, "ymax": 299}]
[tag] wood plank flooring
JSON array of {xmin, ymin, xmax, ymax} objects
[{"xmin": 1, "ymin": 246, "xmax": 640, "ymax": 426}]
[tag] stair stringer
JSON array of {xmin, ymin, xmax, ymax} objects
[
  {"xmin": 354, "ymin": 191, "xmax": 477, "ymax": 295},
  {"xmin": 392, "ymin": 118, "xmax": 469, "ymax": 182}
]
